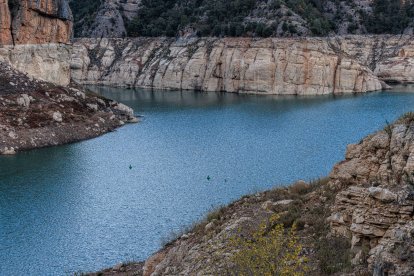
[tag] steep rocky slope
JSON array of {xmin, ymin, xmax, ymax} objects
[
  {"xmin": 70, "ymin": 0, "xmax": 139, "ymax": 38},
  {"xmin": 71, "ymin": 35, "xmax": 414, "ymax": 95},
  {"xmin": 0, "ymin": 62, "xmax": 137, "ymax": 155},
  {"xmin": 89, "ymin": 113, "xmax": 414, "ymax": 276},
  {"xmin": 328, "ymin": 114, "xmax": 414, "ymax": 274}
]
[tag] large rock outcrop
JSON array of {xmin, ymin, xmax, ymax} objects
[
  {"xmin": 0, "ymin": 0, "xmax": 73, "ymax": 85},
  {"xmin": 328, "ymin": 115, "xmax": 414, "ymax": 275},
  {"xmin": 71, "ymin": 37, "xmax": 387, "ymax": 95},
  {"xmin": 71, "ymin": 35, "xmax": 414, "ymax": 95},
  {"xmin": 0, "ymin": 43, "xmax": 71, "ymax": 85},
  {"xmin": 0, "ymin": 0, "xmax": 73, "ymax": 45}
]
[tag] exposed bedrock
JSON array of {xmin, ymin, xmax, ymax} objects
[
  {"xmin": 0, "ymin": 0, "xmax": 73, "ymax": 85},
  {"xmin": 0, "ymin": 43, "xmax": 71, "ymax": 85},
  {"xmin": 328, "ymin": 115, "xmax": 414, "ymax": 274},
  {"xmin": 70, "ymin": 35, "xmax": 414, "ymax": 95},
  {"xmin": 0, "ymin": 0, "xmax": 72, "ymax": 45}
]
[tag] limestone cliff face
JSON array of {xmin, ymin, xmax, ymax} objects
[
  {"xmin": 71, "ymin": 37, "xmax": 387, "ymax": 95},
  {"xmin": 328, "ymin": 115, "xmax": 414, "ymax": 274},
  {"xmin": 0, "ymin": 0, "xmax": 73, "ymax": 45},
  {"xmin": 0, "ymin": 0, "xmax": 73, "ymax": 85},
  {"xmin": 0, "ymin": 43, "xmax": 71, "ymax": 85}
]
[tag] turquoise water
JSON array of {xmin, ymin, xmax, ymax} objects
[{"xmin": 1, "ymin": 86, "xmax": 414, "ymax": 275}]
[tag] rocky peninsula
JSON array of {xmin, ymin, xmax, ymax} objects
[{"xmin": 0, "ymin": 61, "xmax": 137, "ymax": 155}]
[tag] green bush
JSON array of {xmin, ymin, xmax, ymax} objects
[{"xmin": 229, "ymin": 214, "xmax": 309, "ymax": 275}]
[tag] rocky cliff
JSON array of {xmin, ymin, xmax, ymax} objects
[
  {"xmin": 0, "ymin": 43, "xmax": 71, "ymax": 85},
  {"xmin": 71, "ymin": 36, "xmax": 414, "ymax": 95},
  {"xmin": 328, "ymin": 114, "xmax": 414, "ymax": 275},
  {"xmin": 0, "ymin": 0, "xmax": 73, "ymax": 85},
  {"xmin": 0, "ymin": 0, "xmax": 72, "ymax": 45}
]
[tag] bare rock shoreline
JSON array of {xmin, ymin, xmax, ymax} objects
[{"xmin": 0, "ymin": 62, "xmax": 138, "ymax": 155}]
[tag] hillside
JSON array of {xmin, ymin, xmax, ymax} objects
[{"xmin": 70, "ymin": 0, "xmax": 414, "ymax": 38}]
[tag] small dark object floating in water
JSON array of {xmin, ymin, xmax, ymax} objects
[
  {"xmin": 129, "ymin": 165, "xmax": 133, "ymax": 170},
  {"xmin": 207, "ymin": 175, "xmax": 211, "ymax": 181}
]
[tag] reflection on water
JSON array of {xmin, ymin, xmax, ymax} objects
[{"xmin": 1, "ymin": 87, "xmax": 414, "ymax": 275}]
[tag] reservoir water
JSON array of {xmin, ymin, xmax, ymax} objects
[{"xmin": 1, "ymin": 86, "xmax": 414, "ymax": 275}]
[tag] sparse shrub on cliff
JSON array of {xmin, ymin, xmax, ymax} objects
[
  {"xmin": 229, "ymin": 214, "xmax": 308, "ymax": 275},
  {"xmin": 289, "ymin": 181, "xmax": 311, "ymax": 195},
  {"xmin": 397, "ymin": 111, "xmax": 414, "ymax": 124},
  {"xmin": 317, "ymin": 236, "xmax": 352, "ymax": 274},
  {"xmin": 70, "ymin": 0, "xmax": 104, "ymax": 37},
  {"xmin": 206, "ymin": 205, "xmax": 226, "ymax": 222},
  {"xmin": 277, "ymin": 200, "xmax": 302, "ymax": 227}
]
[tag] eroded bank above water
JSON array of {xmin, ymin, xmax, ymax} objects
[{"xmin": 71, "ymin": 35, "xmax": 414, "ymax": 95}]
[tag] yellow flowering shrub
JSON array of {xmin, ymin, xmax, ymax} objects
[{"xmin": 229, "ymin": 214, "xmax": 308, "ymax": 276}]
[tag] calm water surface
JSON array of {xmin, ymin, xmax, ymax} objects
[{"xmin": 1, "ymin": 86, "xmax": 414, "ymax": 275}]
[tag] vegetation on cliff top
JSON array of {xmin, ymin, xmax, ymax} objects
[
  {"xmin": 69, "ymin": 0, "xmax": 414, "ymax": 38},
  {"xmin": 69, "ymin": 0, "xmax": 103, "ymax": 37}
]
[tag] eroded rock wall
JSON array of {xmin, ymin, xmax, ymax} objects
[
  {"xmin": 71, "ymin": 37, "xmax": 389, "ymax": 95},
  {"xmin": 328, "ymin": 115, "xmax": 414, "ymax": 274},
  {"xmin": 0, "ymin": 43, "xmax": 71, "ymax": 85},
  {"xmin": 0, "ymin": 0, "xmax": 73, "ymax": 85},
  {"xmin": 0, "ymin": 0, "xmax": 72, "ymax": 45}
]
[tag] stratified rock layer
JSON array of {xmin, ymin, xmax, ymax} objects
[
  {"xmin": 71, "ymin": 37, "xmax": 388, "ymax": 95},
  {"xmin": 0, "ymin": 43, "xmax": 71, "ymax": 85},
  {"xmin": 329, "ymin": 115, "xmax": 414, "ymax": 275}
]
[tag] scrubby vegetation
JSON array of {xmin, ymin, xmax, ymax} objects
[
  {"xmin": 124, "ymin": 0, "xmax": 414, "ymax": 37},
  {"xmin": 364, "ymin": 0, "xmax": 414, "ymax": 34},
  {"xmin": 69, "ymin": 0, "xmax": 104, "ymax": 37},
  {"xmin": 126, "ymin": 0, "xmax": 334, "ymax": 37},
  {"xmin": 68, "ymin": 0, "xmax": 414, "ymax": 38},
  {"xmin": 229, "ymin": 214, "xmax": 308, "ymax": 275}
]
